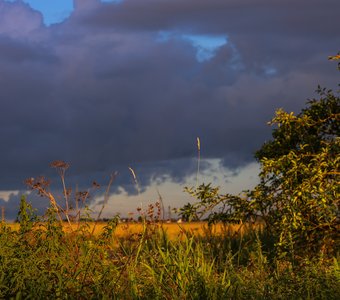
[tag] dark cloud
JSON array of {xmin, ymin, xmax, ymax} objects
[
  {"xmin": 0, "ymin": 0, "xmax": 339, "ymax": 196},
  {"xmin": 83, "ymin": 0, "xmax": 339, "ymax": 38},
  {"xmin": 0, "ymin": 36, "xmax": 56, "ymax": 63}
]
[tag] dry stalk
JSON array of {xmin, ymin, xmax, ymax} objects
[
  {"xmin": 156, "ymin": 188, "xmax": 165, "ymax": 222},
  {"xmin": 91, "ymin": 172, "xmax": 118, "ymax": 235},
  {"xmin": 128, "ymin": 167, "xmax": 140, "ymax": 195},
  {"xmin": 196, "ymin": 137, "xmax": 201, "ymax": 188}
]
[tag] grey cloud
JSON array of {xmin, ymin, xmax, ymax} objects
[
  {"xmin": 0, "ymin": 0, "xmax": 339, "ymax": 195},
  {"xmin": 0, "ymin": 36, "xmax": 58, "ymax": 63},
  {"xmin": 0, "ymin": 0, "xmax": 44, "ymax": 38},
  {"xmin": 82, "ymin": 0, "xmax": 340, "ymax": 38}
]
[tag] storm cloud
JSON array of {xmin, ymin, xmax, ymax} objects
[{"xmin": 0, "ymin": 0, "xmax": 339, "ymax": 214}]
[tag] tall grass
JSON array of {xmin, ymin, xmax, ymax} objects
[{"xmin": 0, "ymin": 209, "xmax": 339, "ymax": 299}]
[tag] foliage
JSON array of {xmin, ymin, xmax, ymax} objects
[
  {"xmin": 328, "ymin": 51, "xmax": 340, "ymax": 70},
  {"xmin": 253, "ymin": 86, "xmax": 339, "ymax": 256},
  {"xmin": 181, "ymin": 74, "xmax": 339, "ymax": 259},
  {"xmin": 180, "ymin": 184, "xmax": 253, "ymax": 224},
  {"xmin": 16, "ymin": 195, "xmax": 37, "ymax": 234},
  {"xmin": 1, "ymin": 216, "xmax": 339, "ymax": 299}
]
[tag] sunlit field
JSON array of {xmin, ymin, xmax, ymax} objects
[
  {"xmin": 1, "ymin": 214, "xmax": 338, "ymax": 299},
  {"xmin": 6, "ymin": 221, "xmax": 249, "ymax": 239}
]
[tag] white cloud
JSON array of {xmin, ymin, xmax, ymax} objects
[{"xmin": 0, "ymin": 190, "xmax": 19, "ymax": 202}]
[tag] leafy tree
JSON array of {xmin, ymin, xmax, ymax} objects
[
  {"xmin": 180, "ymin": 62, "xmax": 339, "ymax": 258},
  {"xmin": 250, "ymin": 87, "xmax": 339, "ymax": 257}
]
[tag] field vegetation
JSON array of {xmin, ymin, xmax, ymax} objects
[
  {"xmin": 0, "ymin": 176, "xmax": 338, "ymax": 299},
  {"xmin": 1, "ymin": 205, "xmax": 339, "ymax": 299},
  {"xmin": 6, "ymin": 221, "xmax": 246, "ymax": 240},
  {"xmin": 0, "ymin": 56, "xmax": 339, "ymax": 299}
]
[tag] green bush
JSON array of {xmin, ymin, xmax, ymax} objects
[{"xmin": 181, "ymin": 77, "xmax": 339, "ymax": 259}]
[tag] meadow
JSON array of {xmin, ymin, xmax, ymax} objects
[
  {"xmin": 6, "ymin": 221, "xmax": 245, "ymax": 239},
  {"xmin": 1, "ymin": 213, "xmax": 339, "ymax": 299}
]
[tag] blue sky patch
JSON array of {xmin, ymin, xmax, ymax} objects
[
  {"xmin": 4, "ymin": 0, "xmax": 123, "ymax": 26},
  {"xmin": 157, "ymin": 31, "xmax": 228, "ymax": 62}
]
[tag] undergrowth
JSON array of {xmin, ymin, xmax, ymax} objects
[{"xmin": 0, "ymin": 204, "xmax": 339, "ymax": 299}]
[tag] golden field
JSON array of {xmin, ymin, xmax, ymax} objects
[{"xmin": 5, "ymin": 221, "xmax": 252, "ymax": 239}]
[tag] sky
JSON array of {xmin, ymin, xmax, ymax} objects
[{"xmin": 0, "ymin": 0, "xmax": 339, "ymax": 220}]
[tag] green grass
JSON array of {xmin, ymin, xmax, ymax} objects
[{"xmin": 0, "ymin": 218, "xmax": 339, "ymax": 299}]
